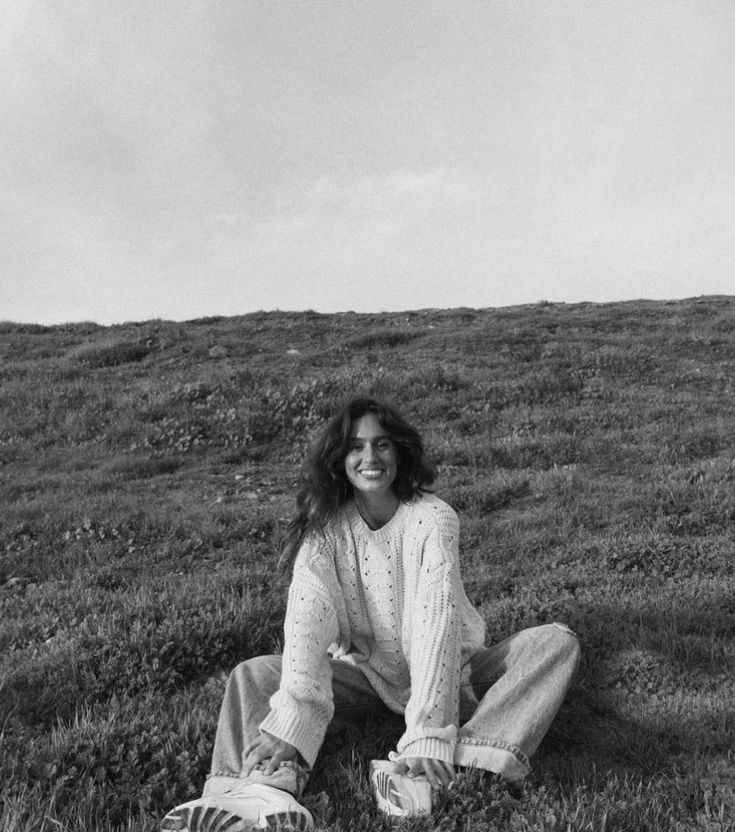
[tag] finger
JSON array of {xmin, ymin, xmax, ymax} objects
[
  {"xmin": 244, "ymin": 737, "xmax": 265, "ymax": 758},
  {"xmin": 436, "ymin": 761, "xmax": 455, "ymax": 789},
  {"xmin": 242, "ymin": 752, "xmax": 264, "ymax": 778},
  {"xmin": 423, "ymin": 760, "xmax": 453, "ymax": 792},
  {"xmin": 242, "ymin": 744, "xmax": 269, "ymax": 777},
  {"xmin": 423, "ymin": 762, "xmax": 442, "ymax": 791},
  {"xmin": 406, "ymin": 759, "xmax": 433, "ymax": 787},
  {"xmin": 406, "ymin": 760, "xmax": 422, "ymax": 779},
  {"xmin": 263, "ymin": 754, "xmax": 281, "ymax": 776}
]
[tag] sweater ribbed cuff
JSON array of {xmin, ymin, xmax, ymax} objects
[
  {"xmin": 258, "ymin": 708, "xmax": 327, "ymax": 769},
  {"xmin": 391, "ymin": 737, "xmax": 455, "ymax": 766}
]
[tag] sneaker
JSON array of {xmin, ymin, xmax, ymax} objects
[
  {"xmin": 370, "ymin": 760, "xmax": 434, "ymax": 819},
  {"xmin": 160, "ymin": 782, "xmax": 314, "ymax": 831}
]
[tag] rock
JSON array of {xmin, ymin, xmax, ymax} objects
[
  {"xmin": 209, "ymin": 345, "xmax": 228, "ymax": 358},
  {"xmin": 4, "ymin": 576, "xmax": 29, "ymax": 590}
]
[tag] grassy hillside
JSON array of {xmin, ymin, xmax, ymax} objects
[{"xmin": 1, "ymin": 297, "xmax": 734, "ymax": 831}]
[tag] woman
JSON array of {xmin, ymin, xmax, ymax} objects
[{"xmin": 162, "ymin": 397, "xmax": 580, "ymax": 831}]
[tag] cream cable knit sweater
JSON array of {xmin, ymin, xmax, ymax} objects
[{"xmin": 258, "ymin": 493, "xmax": 486, "ymax": 767}]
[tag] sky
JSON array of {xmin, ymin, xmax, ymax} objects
[{"xmin": 2, "ymin": 1, "xmax": 734, "ymax": 326}]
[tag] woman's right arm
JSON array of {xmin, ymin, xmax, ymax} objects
[{"xmin": 256, "ymin": 539, "xmax": 342, "ymax": 768}]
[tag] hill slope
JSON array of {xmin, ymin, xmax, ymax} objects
[{"xmin": 1, "ymin": 297, "xmax": 734, "ymax": 830}]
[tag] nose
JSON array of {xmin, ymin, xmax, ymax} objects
[{"xmin": 364, "ymin": 443, "xmax": 379, "ymax": 463}]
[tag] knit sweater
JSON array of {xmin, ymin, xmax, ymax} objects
[{"xmin": 258, "ymin": 493, "xmax": 486, "ymax": 767}]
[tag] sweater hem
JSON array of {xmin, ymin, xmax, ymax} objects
[
  {"xmin": 258, "ymin": 709, "xmax": 327, "ymax": 769},
  {"xmin": 391, "ymin": 737, "xmax": 455, "ymax": 766}
]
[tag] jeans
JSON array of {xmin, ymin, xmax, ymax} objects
[{"xmin": 203, "ymin": 623, "xmax": 580, "ymax": 798}]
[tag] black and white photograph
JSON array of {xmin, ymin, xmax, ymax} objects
[{"xmin": 2, "ymin": 3, "xmax": 733, "ymax": 830}]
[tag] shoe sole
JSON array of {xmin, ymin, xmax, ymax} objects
[
  {"xmin": 161, "ymin": 806, "xmax": 312, "ymax": 832},
  {"xmin": 161, "ymin": 805, "xmax": 241, "ymax": 831},
  {"xmin": 263, "ymin": 812, "xmax": 312, "ymax": 831},
  {"xmin": 370, "ymin": 763, "xmax": 433, "ymax": 818}
]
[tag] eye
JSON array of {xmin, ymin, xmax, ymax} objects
[{"xmin": 377, "ymin": 440, "xmax": 392, "ymax": 451}]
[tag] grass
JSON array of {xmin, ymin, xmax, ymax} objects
[{"xmin": 1, "ymin": 297, "xmax": 734, "ymax": 830}]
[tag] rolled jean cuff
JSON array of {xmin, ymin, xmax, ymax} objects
[
  {"xmin": 454, "ymin": 737, "xmax": 530, "ymax": 784},
  {"xmin": 204, "ymin": 760, "xmax": 310, "ymax": 799}
]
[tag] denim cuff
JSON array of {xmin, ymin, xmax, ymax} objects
[
  {"xmin": 204, "ymin": 760, "xmax": 310, "ymax": 800},
  {"xmin": 454, "ymin": 736, "xmax": 530, "ymax": 783}
]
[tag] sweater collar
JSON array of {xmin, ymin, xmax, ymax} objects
[{"xmin": 347, "ymin": 497, "xmax": 410, "ymax": 540}]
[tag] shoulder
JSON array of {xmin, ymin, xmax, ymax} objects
[
  {"xmin": 409, "ymin": 493, "xmax": 459, "ymax": 528},
  {"xmin": 294, "ymin": 503, "xmax": 357, "ymax": 561},
  {"xmin": 407, "ymin": 494, "xmax": 460, "ymax": 544},
  {"xmin": 294, "ymin": 522, "xmax": 338, "ymax": 573},
  {"xmin": 408, "ymin": 495, "xmax": 460, "ymax": 571}
]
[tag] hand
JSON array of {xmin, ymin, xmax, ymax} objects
[
  {"xmin": 242, "ymin": 732, "xmax": 299, "ymax": 777},
  {"xmin": 394, "ymin": 756, "xmax": 455, "ymax": 793}
]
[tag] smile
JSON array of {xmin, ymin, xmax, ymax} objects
[{"xmin": 358, "ymin": 469, "xmax": 386, "ymax": 479}]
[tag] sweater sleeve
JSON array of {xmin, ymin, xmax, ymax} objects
[
  {"xmin": 258, "ymin": 534, "xmax": 341, "ymax": 767},
  {"xmin": 393, "ymin": 508, "xmax": 462, "ymax": 765}
]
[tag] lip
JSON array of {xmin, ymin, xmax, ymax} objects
[{"xmin": 357, "ymin": 469, "xmax": 385, "ymax": 478}]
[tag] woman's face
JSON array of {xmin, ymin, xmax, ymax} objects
[{"xmin": 344, "ymin": 413, "xmax": 398, "ymax": 499}]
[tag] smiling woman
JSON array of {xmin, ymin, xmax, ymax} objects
[
  {"xmin": 160, "ymin": 397, "xmax": 580, "ymax": 832},
  {"xmin": 344, "ymin": 413, "xmax": 399, "ymax": 529},
  {"xmin": 279, "ymin": 397, "xmax": 440, "ymax": 567}
]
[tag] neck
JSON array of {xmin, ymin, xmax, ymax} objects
[{"xmin": 354, "ymin": 490, "xmax": 400, "ymax": 530}]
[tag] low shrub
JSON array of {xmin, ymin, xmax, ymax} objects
[
  {"xmin": 62, "ymin": 338, "xmax": 152, "ymax": 369},
  {"xmin": 1, "ymin": 576, "xmax": 284, "ymax": 728},
  {"xmin": 343, "ymin": 327, "xmax": 424, "ymax": 350}
]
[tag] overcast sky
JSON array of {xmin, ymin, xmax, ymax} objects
[{"xmin": 2, "ymin": 1, "xmax": 734, "ymax": 325}]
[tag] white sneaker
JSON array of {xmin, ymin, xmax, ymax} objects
[
  {"xmin": 160, "ymin": 782, "xmax": 314, "ymax": 831},
  {"xmin": 370, "ymin": 760, "xmax": 434, "ymax": 819}
]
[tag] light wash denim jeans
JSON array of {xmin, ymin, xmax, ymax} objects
[{"xmin": 203, "ymin": 623, "xmax": 580, "ymax": 798}]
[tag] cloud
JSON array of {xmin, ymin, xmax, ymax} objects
[
  {"xmin": 213, "ymin": 168, "xmax": 470, "ymax": 238},
  {"xmin": 2, "ymin": 2, "xmax": 734, "ymax": 323},
  {"xmin": 198, "ymin": 168, "xmax": 482, "ymax": 310}
]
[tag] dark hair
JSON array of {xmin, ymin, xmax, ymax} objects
[{"xmin": 279, "ymin": 397, "xmax": 436, "ymax": 569}]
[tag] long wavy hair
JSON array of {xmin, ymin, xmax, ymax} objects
[{"xmin": 279, "ymin": 397, "xmax": 436, "ymax": 569}]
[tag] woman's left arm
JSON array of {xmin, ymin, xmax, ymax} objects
[{"xmin": 394, "ymin": 510, "xmax": 464, "ymax": 772}]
